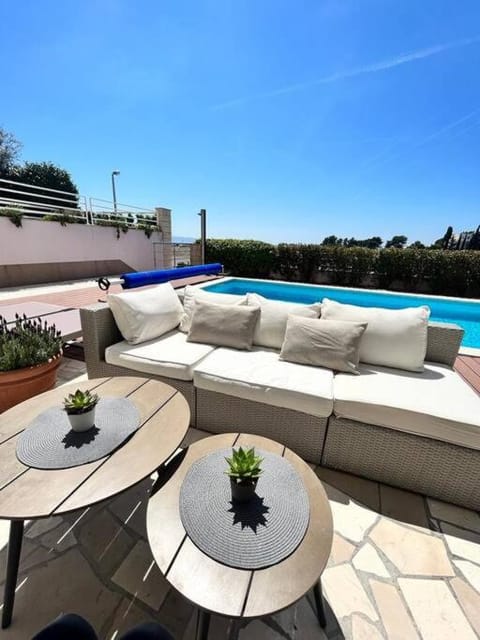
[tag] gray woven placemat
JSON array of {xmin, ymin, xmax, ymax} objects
[
  {"xmin": 179, "ymin": 448, "xmax": 310, "ymax": 570},
  {"xmin": 16, "ymin": 397, "xmax": 140, "ymax": 470}
]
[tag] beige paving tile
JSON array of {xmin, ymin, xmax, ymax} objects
[
  {"xmin": 0, "ymin": 519, "xmax": 10, "ymax": 552},
  {"xmin": 351, "ymin": 613, "xmax": 383, "ymax": 640},
  {"xmin": 453, "ymin": 559, "xmax": 480, "ymax": 593},
  {"xmin": 29, "ymin": 515, "xmax": 84, "ymax": 553},
  {"xmin": 440, "ymin": 522, "xmax": 480, "ymax": 565},
  {"xmin": 0, "ymin": 549, "xmax": 121, "ymax": 640},
  {"xmin": 399, "ymin": 577, "xmax": 477, "ymax": 640},
  {"xmin": 450, "ymin": 577, "xmax": 480, "ymax": 636},
  {"xmin": 108, "ymin": 479, "xmax": 153, "ymax": 538},
  {"xmin": 379, "ymin": 485, "xmax": 429, "ymax": 529},
  {"xmin": 316, "ymin": 466, "xmax": 380, "ymax": 511},
  {"xmin": 112, "ymin": 540, "xmax": 170, "ymax": 610},
  {"xmin": 181, "ymin": 427, "xmax": 211, "ymax": 447},
  {"xmin": 428, "ymin": 499, "xmax": 480, "ymax": 533},
  {"xmin": 352, "ymin": 542, "xmax": 390, "ymax": 578},
  {"xmin": 25, "ymin": 517, "xmax": 64, "ymax": 540},
  {"xmin": 324, "ymin": 482, "xmax": 379, "ymax": 544},
  {"xmin": 322, "ymin": 563, "xmax": 378, "ymax": 622},
  {"xmin": 79, "ymin": 509, "xmax": 135, "ymax": 576},
  {"xmin": 104, "ymin": 596, "xmax": 156, "ymax": 639},
  {"xmin": 329, "ymin": 532, "xmax": 357, "ymax": 565},
  {"xmin": 370, "ymin": 579, "xmax": 419, "ymax": 640},
  {"xmin": 158, "ymin": 587, "xmax": 195, "ymax": 640},
  {"xmin": 369, "ymin": 518, "xmax": 454, "ymax": 576}
]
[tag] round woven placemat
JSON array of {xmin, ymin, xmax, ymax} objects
[
  {"xmin": 16, "ymin": 397, "xmax": 140, "ymax": 470},
  {"xmin": 179, "ymin": 448, "xmax": 310, "ymax": 570}
]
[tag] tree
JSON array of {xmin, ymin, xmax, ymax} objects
[
  {"xmin": 9, "ymin": 161, "xmax": 79, "ymax": 209},
  {"xmin": 408, "ymin": 240, "xmax": 425, "ymax": 249},
  {"xmin": 468, "ymin": 226, "xmax": 480, "ymax": 250},
  {"xmin": 385, "ymin": 235, "xmax": 408, "ymax": 249},
  {"xmin": 0, "ymin": 127, "xmax": 21, "ymax": 177},
  {"xmin": 441, "ymin": 226, "xmax": 453, "ymax": 249},
  {"xmin": 321, "ymin": 235, "xmax": 343, "ymax": 246}
]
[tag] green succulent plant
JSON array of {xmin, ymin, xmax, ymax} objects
[
  {"xmin": 63, "ymin": 389, "xmax": 99, "ymax": 415},
  {"xmin": 225, "ymin": 447, "xmax": 263, "ymax": 483}
]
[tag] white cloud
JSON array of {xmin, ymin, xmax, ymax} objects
[{"xmin": 212, "ymin": 35, "xmax": 480, "ymax": 110}]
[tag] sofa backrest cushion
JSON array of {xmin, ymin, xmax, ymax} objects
[
  {"xmin": 179, "ymin": 285, "xmax": 246, "ymax": 333},
  {"xmin": 321, "ymin": 298, "xmax": 430, "ymax": 372},
  {"xmin": 187, "ymin": 300, "xmax": 260, "ymax": 350},
  {"xmin": 280, "ymin": 316, "xmax": 367, "ymax": 374},
  {"xmin": 246, "ymin": 293, "xmax": 322, "ymax": 350},
  {"xmin": 107, "ymin": 283, "xmax": 184, "ymax": 345}
]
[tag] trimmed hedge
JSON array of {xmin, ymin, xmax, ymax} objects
[
  {"xmin": 205, "ymin": 239, "xmax": 480, "ymax": 298},
  {"xmin": 206, "ymin": 239, "xmax": 276, "ymax": 278}
]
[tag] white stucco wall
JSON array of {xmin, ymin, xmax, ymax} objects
[{"xmin": 0, "ymin": 217, "xmax": 162, "ymax": 272}]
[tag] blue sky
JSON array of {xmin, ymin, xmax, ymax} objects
[{"xmin": 1, "ymin": 0, "xmax": 480, "ymax": 244}]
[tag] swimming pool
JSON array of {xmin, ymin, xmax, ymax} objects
[{"xmin": 202, "ymin": 278, "xmax": 480, "ymax": 349}]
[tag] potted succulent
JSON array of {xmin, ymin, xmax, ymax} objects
[
  {"xmin": 0, "ymin": 314, "xmax": 63, "ymax": 413},
  {"xmin": 63, "ymin": 389, "xmax": 99, "ymax": 432},
  {"xmin": 225, "ymin": 446, "xmax": 263, "ymax": 503}
]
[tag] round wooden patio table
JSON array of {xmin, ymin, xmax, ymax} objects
[
  {"xmin": 146, "ymin": 433, "xmax": 333, "ymax": 640},
  {"xmin": 0, "ymin": 376, "xmax": 190, "ymax": 629}
]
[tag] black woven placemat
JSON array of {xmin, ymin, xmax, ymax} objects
[
  {"xmin": 179, "ymin": 448, "xmax": 310, "ymax": 570},
  {"xmin": 16, "ymin": 397, "xmax": 140, "ymax": 470}
]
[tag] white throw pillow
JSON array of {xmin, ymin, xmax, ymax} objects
[
  {"xmin": 179, "ymin": 285, "xmax": 246, "ymax": 333},
  {"xmin": 107, "ymin": 283, "xmax": 184, "ymax": 344},
  {"xmin": 246, "ymin": 293, "xmax": 322, "ymax": 350},
  {"xmin": 320, "ymin": 298, "xmax": 430, "ymax": 372}
]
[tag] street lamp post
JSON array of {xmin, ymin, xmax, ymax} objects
[{"xmin": 111, "ymin": 170, "xmax": 120, "ymax": 213}]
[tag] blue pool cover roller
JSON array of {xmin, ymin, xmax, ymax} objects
[{"xmin": 120, "ymin": 263, "xmax": 223, "ymax": 289}]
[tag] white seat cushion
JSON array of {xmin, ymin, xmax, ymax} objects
[
  {"xmin": 105, "ymin": 330, "xmax": 216, "ymax": 381},
  {"xmin": 321, "ymin": 298, "xmax": 430, "ymax": 372},
  {"xmin": 193, "ymin": 347, "xmax": 334, "ymax": 417},
  {"xmin": 333, "ymin": 362, "xmax": 480, "ymax": 450},
  {"xmin": 246, "ymin": 293, "xmax": 322, "ymax": 349}
]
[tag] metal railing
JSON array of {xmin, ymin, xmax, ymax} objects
[
  {"xmin": 0, "ymin": 177, "xmax": 88, "ymax": 222},
  {"xmin": 88, "ymin": 197, "xmax": 157, "ymax": 228},
  {"xmin": 0, "ymin": 178, "xmax": 158, "ymax": 228}
]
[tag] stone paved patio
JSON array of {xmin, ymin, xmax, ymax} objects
[{"xmin": 0, "ymin": 358, "xmax": 479, "ymax": 639}]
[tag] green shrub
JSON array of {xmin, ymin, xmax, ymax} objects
[
  {"xmin": 0, "ymin": 315, "xmax": 62, "ymax": 372},
  {"xmin": 206, "ymin": 238, "xmax": 480, "ymax": 298},
  {"xmin": 206, "ymin": 239, "xmax": 276, "ymax": 277},
  {"xmin": 0, "ymin": 207, "xmax": 23, "ymax": 227}
]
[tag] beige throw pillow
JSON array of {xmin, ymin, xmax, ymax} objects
[
  {"xmin": 179, "ymin": 285, "xmax": 247, "ymax": 333},
  {"xmin": 246, "ymin": 293, "xmax": 322, "ymax": 350},
  {"xmin": 187, "ymin": 300, "xmax": 260, "ymax": 350},
  {"xmin": 280, "ymin": 316, "xmax": 367, "ymax": 373},
  {"xmin": 107, "ymin": 283, "xmax": 183, "ymax": 345},
  {"xmin": 320, "ymin": 298, "xmax": 430, "ymax": 372}
]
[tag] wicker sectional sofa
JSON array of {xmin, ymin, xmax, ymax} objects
[{"xmin": 80, "ymin": 301, "xmax": 480, "ymax": 510}]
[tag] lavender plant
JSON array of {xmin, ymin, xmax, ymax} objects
[{"xmin": 0, "ymin": 314, "xmax": 62, "ymax": 372}]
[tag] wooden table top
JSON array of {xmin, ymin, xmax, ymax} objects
[
  {"xmin": 0, "ymin": 377, "xmax": 190, "ymax": 520},
  {"xmin": 146, "ymin": 433, "xmax": 333, "ymax": 619}
]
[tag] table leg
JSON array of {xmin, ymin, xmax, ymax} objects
[
  {"xmin": 313, "ymin": 579, "xmax": 327, "ymax": 628},
  {"xmin": 195, "ymin": 609, "xmax": 211, "ymax": 640},
  {"xmin": 2, "ymin": 520, "xmax": 25, "ymax": 629}
]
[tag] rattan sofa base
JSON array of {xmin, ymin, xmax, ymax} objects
[
  {"xmin": 195, "ymin": 388, "xmax": 327, "ymax": 463},
  {"xmin": 322, "ymin": 417, "xmax": 480, "ymax": 510}
]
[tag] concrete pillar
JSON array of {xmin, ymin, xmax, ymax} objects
[{"xmin": 155, "ymin": 207, "xmax": 173, "ymax": 268}]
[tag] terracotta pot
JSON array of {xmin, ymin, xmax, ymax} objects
[
  {"xmin": 0, "ymin": 354, "xmax": 62, "ymax": 413},
  {"xmin": 230, "ymin": 477, "xmax": 258, "ymax": 503}
]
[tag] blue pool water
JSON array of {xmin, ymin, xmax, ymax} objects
[{"xmin": 203, "ymin": 278, "xmax": 480, "ymax": 348}]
